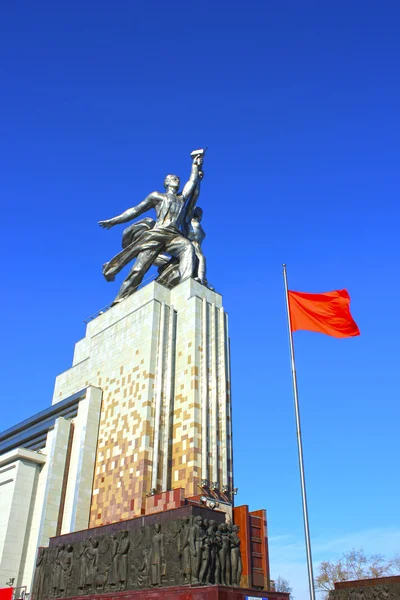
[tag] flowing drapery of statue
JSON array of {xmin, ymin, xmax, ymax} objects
[{"xmin": 99, "ymin": 149, "xmax": 208, "ymax": 304}]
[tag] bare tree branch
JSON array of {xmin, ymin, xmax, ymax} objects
[{"xmin": 315, "ymin": 548, "xmax": 393, "ymax": 598}]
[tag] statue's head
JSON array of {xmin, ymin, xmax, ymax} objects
[
  {"xmin": 155, "ymin": 523, "xmax": 161, "ymax": 533},
  {"xmin": 164, "ymin": 174, "xmax": 180, "ymax": 191},
  {"xmin": 192, "ymin": 206, "xmax": 203, "ymax": 222},
  {"xmin": 232, "ymin": 525, "xmax": 239, "ymax": 533}
]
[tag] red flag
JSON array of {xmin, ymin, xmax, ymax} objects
[{"xmin": 288, "ymin": 289, "xmax": 360, "ymax": 338}]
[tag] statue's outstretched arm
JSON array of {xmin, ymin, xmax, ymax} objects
[
  {"xmin": 182, "ymin": 180, "xmax": 201, "ymax": 236},
  {"xmin": 181, "ymin": 157, "xmax": 201, "ymax": 202},
  {"xmin": 99, "ymin": 193, "xmax": 158, "ymax": 229}
]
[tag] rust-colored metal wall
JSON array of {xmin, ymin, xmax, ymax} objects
[{"xmin": 233, "ymin": 505, "xmax": 271, "ymax": 590}]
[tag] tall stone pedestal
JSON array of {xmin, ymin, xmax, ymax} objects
[{"xmin": 53, "ymin": 279, "xmax": 233, "ymax": 526}]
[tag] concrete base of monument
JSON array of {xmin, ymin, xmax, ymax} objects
[
  {"xmin": 32, "ymin": 504, "xmax": 274, "ymax": 600},
  {"xmin": 62, "ymin": 587, "xmax": 289, "ymax": 600}
]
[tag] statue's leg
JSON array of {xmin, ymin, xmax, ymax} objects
[
  {"xmin": 226, "ymin": 552, "xmax": 231, "ymax": 586},
  {"xmin": 215, "ymin": 556, "xmax": 221, "ymax": 585},
  {"xmin": 113, "ymin": 249, "xmax": 157, "ymax": 303},
  {"xmin": 199, "ymin": 559, "xmax": 206, "ymax": 585},
  {"xmin": 219, "ymin": 552, "xmax": 226, "ymax": 586},
  {"xmin": 194, "ymin": 244, "xmax": 206, "ymax": 284},
  {"xmin": 164, "ymin": 236, "xmax": 196, "ymax": 282},
  {"xmin": 237, "ymin": 554, "xmax": 242, "ymax": 586}
]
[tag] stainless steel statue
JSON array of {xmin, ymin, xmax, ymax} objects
[{"xmin": 99, "ymin": 149, "xmax": 207, "ymax": 304}]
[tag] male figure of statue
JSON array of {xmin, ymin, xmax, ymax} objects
[
  {"xmin": 99, "ymin": 152, "xmax": 204, "ymax": 304},
  {"xmin": 178, "ymin": 516, "xmax": 192, "ymax": 584},
  {"xmin": 190, "ymin": 515, "xmax": 206, "ymax": 584}
]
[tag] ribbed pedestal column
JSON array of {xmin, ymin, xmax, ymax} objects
[{"xmin": 52, "ymin": 279, "xmax": 233, "ymax": 526}]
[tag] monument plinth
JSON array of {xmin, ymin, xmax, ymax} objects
[{"xmin": 53, "ymin": 278, "xmax": 233, "ymax": 526}]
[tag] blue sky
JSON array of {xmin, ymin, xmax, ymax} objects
[{"xmin": 1, "ymin": 2, "xmax": 400, "ymax": 597}]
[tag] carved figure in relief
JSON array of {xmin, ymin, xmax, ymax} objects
[
  {"xmin": 32, "ymin": 547, "xmax": 47, "ymax": 600},
  {"xmin": 163, "ymin": 520, "xmax": 184, "ymax": 586},
  {"xmin": 131, "ymin": 526, "xmax": 145, "ymax": 551},
  {"xmin": 206, "ymin": 520, "xmax": 217, "ymax": 584},
  {"xmin": 177, "ymin": 517, "xmax": 192, "ymax": 584},
  {"xmin": 217, "ymin": 523, "xmax": 231, "ymax": 586},
  {"xmin": 199, "ymin": 534, "xmax": 211, "ymax": 585},
  {"xmin": 59, "ymin": 545, "xmax": 74, "ymax": 598},
  {"xmin": 77, "ymin": 539, "xmax": 89, "ymax": 595},
  {"xmin": 51, "ymin": 545, "xmax": 65, "ymax": 597},
  {"xmin": 190, "ymin": 515, "xmax": 206, "ymax": 584},
  {"xmin": 137, "ymin": 549, "xmax": 150, "ymax": 588},
  {"xmin": 85, "ymin": 538, "xmax": 99, "ymax": 593},
  {"xmin": 117, "ymin": 531, "xmax": 130, "ymax": 591},
  {"xmin": 57, "ymin": 547, "xmax": 67, "ymax": 597},
  {"xmin": 48, "ymin": 545, "xmax": 56, "ymax": 597},
  {"xmin": 214, "ymin": 525, "xmax": 222, "ymax": 585},
  {"xmin": 150, "ymin": 524, "xmax": 165, "ymax": 587},
  {"xmin": 107, "ymin": 534, "xmax": 119, "ymax": 590},
  {"xmin": 380, "ymin": 586, "xmax": 391, "ymax": 600},
  {"xmin": 93, "ymin": 537, "xmax": 111, "ymax": 593},
  {"xmin": 230, "ymin": 525, "xmax": 242, "ymax": 586}
]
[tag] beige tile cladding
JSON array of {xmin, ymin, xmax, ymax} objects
[{"xmin": 52, "ymin": 278, "xmax": 233, "ymax": 527}]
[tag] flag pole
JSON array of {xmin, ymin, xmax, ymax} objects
[{"xmin": 282, "ymin": 264, "xmax": 316, "ymax": 600}]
